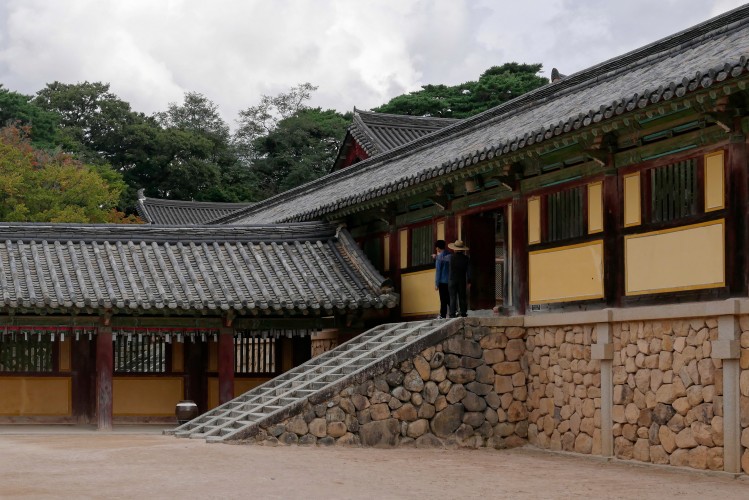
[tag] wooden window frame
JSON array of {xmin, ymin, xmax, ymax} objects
[
  {"xmin": 114, "ymin": 334, "xmax": 170, "ymax": 374},
  {"xmin": 233, "ymin": 334, "xmax": 280, "ymax": 376},
  {"xmin": 0, "ymin": 334, "xmax": 57, "ymax": 374}
]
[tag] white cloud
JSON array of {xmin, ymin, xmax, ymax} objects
[{"xmin": 0, "ymin": 0, "xmax": 745, "ymax": 127}]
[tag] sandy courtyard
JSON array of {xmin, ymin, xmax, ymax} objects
[{"xmin": 0, "ymin": 427, "xmax": 747, "ymax": 499}]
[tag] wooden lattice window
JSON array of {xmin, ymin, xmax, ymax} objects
[
  {"xmin": 114, "ymin": 335, "xmax": 167, "ymax": 373},
  {"xmin": 546, "ymin": 185, "xmax": 585, "ymax": 242},
  {"xmin": 235, "ymin": 335, "xmax": 278, "ymax": 375},
  {"xmin": 0, "ymin": 336, "xmax": 53, "ymax": 372},
  {"xmin": 410, "ymin": 224, "xmax": 434, "ymax": 267},
  {"xmin": 649, "ymin": 159, "xmax": 697, "ymax": 223}
]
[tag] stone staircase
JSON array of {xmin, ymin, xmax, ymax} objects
[{"xmin": 165, "ymin": 318, "xmax": 462, "ymax": 443}]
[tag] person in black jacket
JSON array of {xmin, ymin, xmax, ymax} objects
[{"xmin": 447, "ymin": 239, "xmax": 471, "ymax": 317}]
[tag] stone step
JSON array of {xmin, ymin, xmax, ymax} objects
[{"xmin": 167, "ymin": 318, "xmax": 459, "ymax": 442}]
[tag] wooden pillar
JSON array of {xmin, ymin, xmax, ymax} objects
[
  {"xmin": 603, "ymin": 172, "xmax": 623, "ymax": 307},
  {"xmin": 444, "ymin": 213, "xmax": 457, "ymax": 246},
  {"xmin": 95, "ymin": 323, "xmax": 113, "ymax": 431},
  {"xmin": 217, "ymin": 327, "xmax": 234, "ymax": 405},
  {"xmin": 184, "ymin": 337, "xmax": 207, "ymax": 414},
  {"xmin": 510, "ymin": 195, "xmax": 528, "ymax": 315},
  {"xmin": 71, "ymin": 334, "xmax": 95, "ymax": 424},
  {"xmin": 389, "ymin": 224, "xmax": 401, "ymax": 320},
  {"xmin": 727, "ymin": 131, "xmax": 747, "ymax": 296}
]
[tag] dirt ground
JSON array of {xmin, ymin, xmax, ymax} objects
[{"xmin": 0, "ymin": 427, "xmax": 747, "ymax": 499}]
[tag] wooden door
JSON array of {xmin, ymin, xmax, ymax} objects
[{"xmin": 465, "ymin": 213, "xmax": 498, "ymax": 310}]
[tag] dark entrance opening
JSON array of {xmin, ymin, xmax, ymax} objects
[{"xmin": 464, "ymin": 208, "xmax": 508, "ymax": 312}]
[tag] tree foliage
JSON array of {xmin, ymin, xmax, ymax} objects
[
  {"xmin": 373, "ymin": 63, "xmax": 548, "ymax": 118},
  {"xmin": 250, "ymin": 107, "xmax": 350, "ymax": 198},
  {"xmin": 0, "ymin": 87, "xmax": 59, "ymax": 148},
  {"xmin": 0, "ymin": 62, "xmax": 548, "ymax": 216},
  {"xmin": 0, "ymin": 125, "xmax": 132, "ymax": 223}
]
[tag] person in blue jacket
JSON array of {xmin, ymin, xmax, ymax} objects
[{"xmin": 434, "ymin": 240, "xmax": 451, "ymax": 319}]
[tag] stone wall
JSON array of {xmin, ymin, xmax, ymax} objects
[
  {"xmin": 525, "ymin": 325, "xmax": 601, "ymax": 455},
  {"xmin": 611, "ymin": 319, "xmax": 723, "ymax": 470},
  {"xmin": 248, "ymin": 319, "xmax": 529, "ymax": 449},
  {"xmin": 239, "ymin": 302, "xmax": 749, "ymax": 477}
]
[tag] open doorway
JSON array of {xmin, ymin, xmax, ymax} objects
[{"xmin": 464, "ymin": 208, "xmax": 508, "ymax": 312}]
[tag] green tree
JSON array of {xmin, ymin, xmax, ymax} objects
[
  {"xmin": 374, "ymin": 63, "xmax": 548, "ymax": 118},
  {"xmin": 234, "ymin": 82, "xmax": 317, "ymax": 162},
  {"xmin": 0, "ymin": 87, "xmax": 59, "ymax": 148},
  {"xmin": 33, "ymin": 81, "xmax": 139, "ymax": 164},
  {"xmin": 250, "ymin": 108, "xmax": 350, "ymax": 198},
  {"xmin": 152, "ymin": 92, "xmax": 252, "ymax": 202},
  {"xmin": 0, "ymin": 125, "xmax": 132, "ymax": 223}
]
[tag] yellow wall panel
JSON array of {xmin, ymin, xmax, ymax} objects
[
  {"xmin": 0, "ymin": 377, "xmax": 71, "ymax": 416},
  {"xmin": 401, "ymin": 269, "xmax": 440, "ymax": 316},
  {"xmin": 625, "ymin": 220, "xmax": 725, "ymax": 295},
  {"xmin": 528, "ymin": 197, "xmax": 541, "ymax": 244},
  {"xmin": 59, "ymin": 338, "xmax": 71, "ymax": 372},
  {"xmin": 704, "ymin": 151, "xmax": 725, "ymax": 212},
  {"xmin": 171, "ymin": 342, "xmax": 184, "ymax": 372},
  {"xmin": 207, "ymin": 377, "xmax": 272, "ymax": 409},
  {"xmin": 399, "ymin": 229, "xmax": 408, "ymax": 269},
  {"xmin": 588, "ymin": 181, "xmax": 603, "ymax": 234},
  {"xmin": 113, "ymin": 377, "xmax": 184, "ymax": 416},
  {"xmin": 208, "ymin": 341, "xmax": 217, "ymax": 371},
  {"xmin": 529, "ymin": 241, "xmax": 604, "ymax": 304},
  {"xmin": 624, "ymin": 173, "xmax": 641, "ymax": 227},
  {"xmin": 437, "ymin": 220, "xmax": 445, "ymax": 241}
]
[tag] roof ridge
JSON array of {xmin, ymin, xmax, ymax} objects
[{"xmin": 0, "ymin": 221, "xmax": 337, "ymax": 243}]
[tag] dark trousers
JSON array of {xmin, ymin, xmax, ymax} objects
[
  {"xmin": 438, "ymin": 283, "xmax": 450, "ymax": 317},
  {"xmin": 449, "ymin": 281, "xmax": 468, "ymax": 317}
]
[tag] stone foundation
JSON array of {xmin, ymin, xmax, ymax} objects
[
  {"xmin": 249, "ymin": 319, "xmax": 528, "ymax": 449},
  {"xmin": 241, "ymin": 300, "xmax": 749, "ymax": 477}
]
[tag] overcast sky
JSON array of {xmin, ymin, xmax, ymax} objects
[{"xmin": 0, "ymin": 0, "xmax": 746, "ymax": 126}]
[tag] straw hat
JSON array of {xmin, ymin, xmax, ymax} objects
[{"xmin": 448, "ymin": 239, "xmax": 469, "ymax": 251}]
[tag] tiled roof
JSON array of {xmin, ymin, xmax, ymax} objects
[
  {"xmin": 332, "ymin": 110, "xmax": 458, "ymax": 171},
  {"xmin": 136, "ymin": 190, "xmax": 253, "ymax": 225},
  {"xmin": 0, "ymin": 222, "xmax": 396, "ymax": 315},
  {"xmin": 218, "ymin": 6, "xmax": 749, "ymax": 225},
  {"xmin": 350, "ymin": 109, "xmax": 459, "ymax": 156}
]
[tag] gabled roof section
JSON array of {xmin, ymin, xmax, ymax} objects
[
  {"xmin": 136, "ymin": 190, "xmax": 254, "ymax": 225},
  {"xmin": 0, "ymin": 222, "xmax": 397, "ymax": 315},
  {"xmin": 332, "ymin": 109, "xmax": 459, "ymax": 171},
  {"xmin": 217, "ymin": 5, "xmax": 749, "ymax": 225}
]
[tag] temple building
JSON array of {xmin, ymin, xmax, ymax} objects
[
  {"xmin": 2, "ymin": 7, "xmax": 749, "ymax": 470},
  {"xmin": 0, "ymin": 222, "xmax": 395, "ymax": 427}
]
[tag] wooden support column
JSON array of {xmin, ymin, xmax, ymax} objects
[
  {"xmin": 389, "ymin": 224, "xmax": 401, "ymax": 320},
  {"xmin": 727, "ymin": 131, "xmax": 747, "ymax": 296},
  {"xmin": 96, "ymin": 320, "xmax": 113, "ymax": 431},
  {"xmin": 603, "ymin": 172, "xmax": 623, "ymax": 307},
  {"xmin": 71, "ymin": 333, "xmax": 95, "ymax": 424},
  {"xmin": 510, "ymin": 195, "xmax": 528, "ymax": 315},
  {"xmin": 444, "ymin": 213, "xmax": 457, "ymax": 246},
  {"xmin": 218, "ymin": 326, "xmax": 235, "ymax": 405}
]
